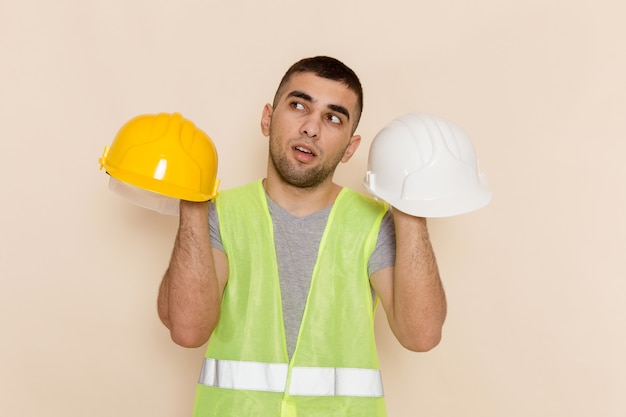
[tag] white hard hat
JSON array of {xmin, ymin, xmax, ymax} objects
[{"xmin": 362, "ymin": 112, "xmax": 491, "ymax": 217}]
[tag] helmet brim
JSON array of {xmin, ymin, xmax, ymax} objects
[{"xmin": 362, "ymin": 181, "xmax": 492, "ymax": 218}]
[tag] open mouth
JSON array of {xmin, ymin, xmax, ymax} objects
[{"xmin": 294, "ymin": 146, "xmax": 315, "ymax": 156}]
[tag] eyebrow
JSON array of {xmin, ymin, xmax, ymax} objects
[{"xmin": 287, "ymin": 90, "xmax": 351, "ymax": 121}]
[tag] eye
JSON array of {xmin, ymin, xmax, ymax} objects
[
  {"xmin": 327, "ymin": 114, "xmax": 342, "ymax": 124},
  {"xmin": 290, "ymin": 101, "xmax": 305, "ymax": 111}
]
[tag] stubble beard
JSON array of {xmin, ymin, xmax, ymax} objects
[{"xmin": 268, "ymin": 133, "xmax": 345, "ymax": 189}]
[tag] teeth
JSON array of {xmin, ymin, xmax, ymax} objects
[{"xmin": 295, "ymin": 146, "xmax": 312, "ymax": 154}]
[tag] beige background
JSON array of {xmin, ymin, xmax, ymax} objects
[{"xmin": 1, "ymin": 0, "xmax": 624, "ymax": 416}]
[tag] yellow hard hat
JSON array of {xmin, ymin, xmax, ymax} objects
[{"xmin": 100, "ymin": 112, "xmax": 219, "ymax": 206}]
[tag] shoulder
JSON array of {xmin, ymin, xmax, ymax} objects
[
  {"xmin": 215, "ymin": 180, "xmax": 264, "ymax": 207},
  {"xmin": 216, "ymin": 180, "xmax": 262, "ymax": 198},
  {"xmin": 338, "ymin": 187, "xmax": 388, "ymax": 215}
]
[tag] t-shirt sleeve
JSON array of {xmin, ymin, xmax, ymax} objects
[
  {"xmin": 208, "ymin": 201, "xmax": 224, "ymax": 252},
  {"xmin": 368, "ymin": 210, "xmax": 396, "ymax": 276}
]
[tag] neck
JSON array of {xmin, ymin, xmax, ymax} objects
[{"xmin": 263, "ymin": 174, "xmax": 342, "ymax": 217}]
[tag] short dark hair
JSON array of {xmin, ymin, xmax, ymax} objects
[{"xmin": 272, "ymin": 56, "xmax": 364, "ymax": 130}]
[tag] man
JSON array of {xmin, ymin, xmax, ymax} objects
[{"xmin": 157, "ymin": 56, "xmax": 446, "ymax": 417}]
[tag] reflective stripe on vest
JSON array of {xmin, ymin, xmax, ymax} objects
[
  {"xmin": 199, "ymin": 358, "xmax": 288, "ymax": 392},
  {"xmin": 199, "ymin": 358, "xmax": 384, "ymax": 397}
]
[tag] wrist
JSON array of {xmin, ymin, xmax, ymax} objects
[
  {"xmin": 391, "ymin": 206, "xmax": 427, "ymax": 224},
  {"xmin": 179, "ymin": 199, "xmax": 210, "ymax": 219}
]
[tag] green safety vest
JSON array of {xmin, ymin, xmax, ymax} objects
[{"xmin": 193, "ymin": 180, "xmax": 388, "ymax": 417}]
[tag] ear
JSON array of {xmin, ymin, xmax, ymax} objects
[
  {"xmin": 341, "ymin": 134, "xmax": 361, "ymax": 163},
  {"xmin": 260, "ymin": 103, "xmax": 273, "ymax": 137}
]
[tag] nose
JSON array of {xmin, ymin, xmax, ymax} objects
[{"xmin": 300, "ymin": 115, "xmax": 320, "ymax": 139}]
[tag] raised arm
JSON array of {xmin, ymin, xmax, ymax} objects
[
  {"xmin": 370, "ymin": 208, "xmax": 447, "ymax": 352},
  {"xmin": 157, "ymin": 200, "xmax": 228, "ymax": 348}
]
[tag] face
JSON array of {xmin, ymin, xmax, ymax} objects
[{"xmin": 261, "ymin": 72, "xmax": 362, "ymax": 189}]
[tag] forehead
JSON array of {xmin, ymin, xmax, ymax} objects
[{"xmin": 279, "ymin": 72, "xmax": 359, "ymax": 111}]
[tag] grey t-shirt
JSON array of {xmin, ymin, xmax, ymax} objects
[{"xmin": 209, "ymin": 190, "xmax": 396, "ymax": 358}]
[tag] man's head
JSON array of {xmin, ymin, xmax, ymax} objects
[
  {"xmin": 272, "ymin": 56, "xmax": 364, "ymax": 133},
  {"xmin": 261, "ymin": 56, "xmax": 364, "ymax": 190}
]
